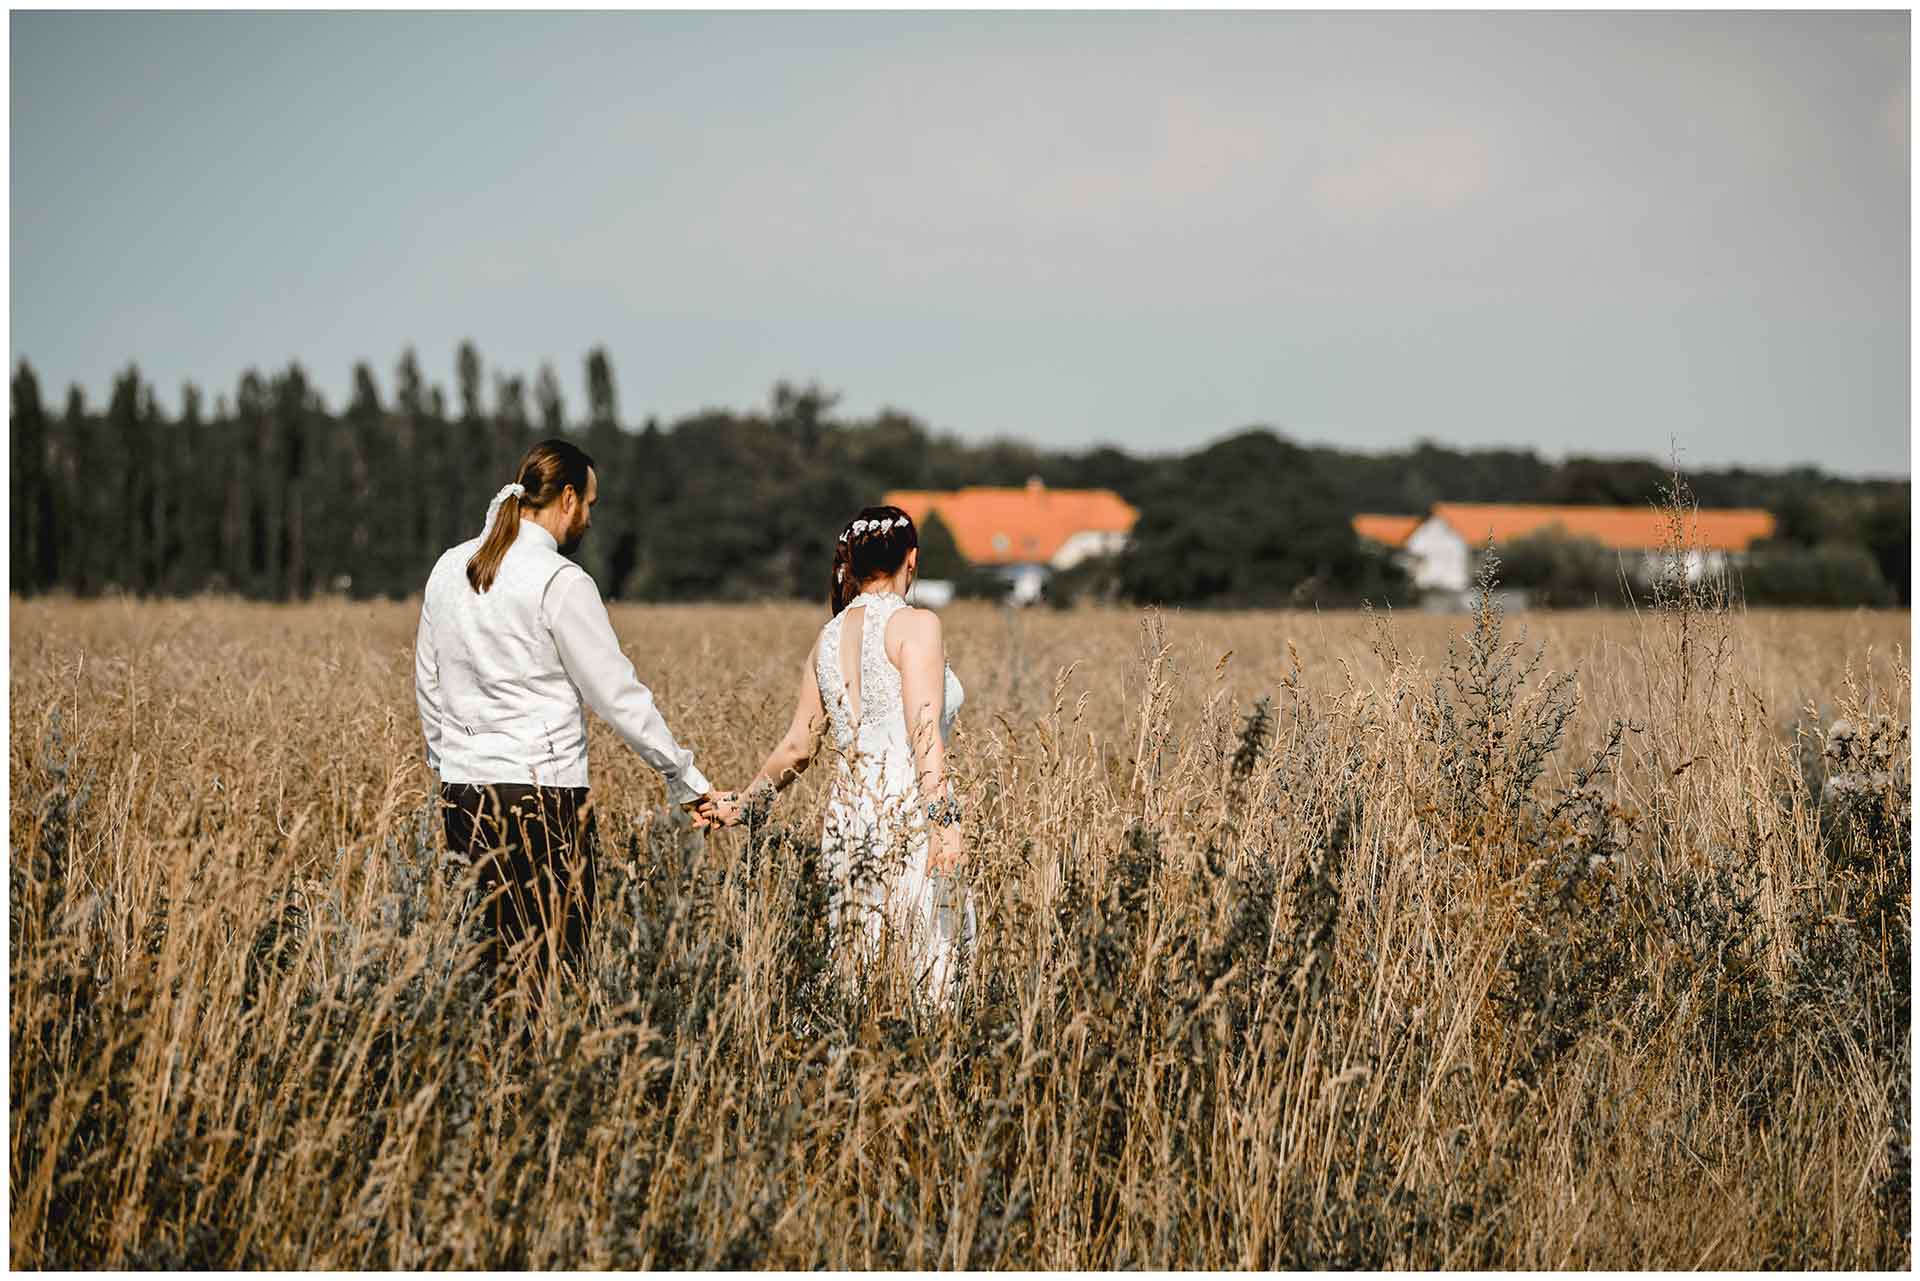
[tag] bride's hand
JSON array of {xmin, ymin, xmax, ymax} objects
[
  {"xmin": 689, "ymin": 791, "xmax": 742, "ymax": 828},
  {"xmin": 927, "ymin": 822, "xmax": 965, "ymax": 877}
]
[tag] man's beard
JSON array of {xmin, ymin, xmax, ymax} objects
[{"xmin": 558, "ymin": 513, "xmax": 589, "ymax": 557}]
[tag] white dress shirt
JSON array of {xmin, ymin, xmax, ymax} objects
[{"xmin": 414, "ymin": 519, "xmax": 711, "ymax": 804}]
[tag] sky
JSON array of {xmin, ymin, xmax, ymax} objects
[{"xmin": 10, "ymin": 11, "xmax": 1910, "ymax": 476}]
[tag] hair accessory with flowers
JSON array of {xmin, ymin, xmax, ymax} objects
[{"xmin": 843, "ymin": 515, "xmax": 905, "ymax": 541}]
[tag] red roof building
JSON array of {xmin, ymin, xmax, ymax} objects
[
  {"xmin": 1424, "ymin": 502, "xmax": 1776, "ymax": 553},
  {"xmin": 1351, "ymin": 513, "xmax": 1422, "ymax": 549},
  {"xmin": 1388, "ymin": 501, "xmax": 1778, "ymax": 597},
  {"xmin": 886, "ymin": 478, "xmax": 1139, "ymax": 569}
]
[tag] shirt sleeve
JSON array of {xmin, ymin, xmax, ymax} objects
[
  {"xmin": 414, "ymin": 590, "xmax": 444, "ymax": 775},
  {"xmin": 544, "ymin": 569, "xmax": 712, "ymax": 805}
]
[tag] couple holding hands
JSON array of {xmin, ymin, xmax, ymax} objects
[{"xmin": 415, "ymin": 440, "xmax": 973, "ymax": 1017}]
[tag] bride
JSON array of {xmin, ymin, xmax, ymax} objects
[{"xmin": 728, "ymin": 505, "xmax": 973, "ymax": 1004}]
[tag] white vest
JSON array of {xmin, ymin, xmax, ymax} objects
[{"xmin": 422, "ymin": 520, "xmax": 593, "ymax": 786}]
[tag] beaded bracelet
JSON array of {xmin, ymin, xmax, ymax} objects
[
  {"xmin": 743, "ymin": 778, "xmax": 777, "ymax": 826},
  {"xmin": 925, "ymin": 795, "xmax": 963, "ymax": 827}
]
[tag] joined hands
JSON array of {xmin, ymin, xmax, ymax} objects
[
  {"xmin": 687, "ymin": 779, "xmax": 776, "ymax": 829},
  {"xmin": 686, "ymin": 791, "xmax": 743, "ymax": 828}
]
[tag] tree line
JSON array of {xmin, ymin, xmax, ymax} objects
[{"xmin": 9, "ymin": 345, "xmax": 1909, "ymax": 608}]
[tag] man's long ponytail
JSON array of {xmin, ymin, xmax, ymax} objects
[
  {"xmin": 467, "ymin": 492, "xmax": 525, "ymax": 593},
  {"xmin": 466, "ymin": 438, "xmax": 595, "ymax": 593}
]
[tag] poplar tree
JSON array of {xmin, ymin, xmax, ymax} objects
[
  {"xmin": 170, "ymin": 383, "xmax": 209, "ymax": 592},
  {"xmin": 11, "ymin": 362, "xmax": 49, "ymax": 594},
  {"xmin": 61, "ymin": 386, "xmax": 96, "ymax": 593},
  {"xmin": 579, "ymin": 347, "xmax": 623, "ymax": 589},
  {"xmin": 395, "ymin": 348, "xmax": 433, "ymax": 571},
  {"xmin": 456, "ymin": 340, "xmax": 488, "ymax": 538},
  {"xmin": 106, "ymin": 366, "xmax": 155, "ymax": 593},
  {"xmin": 535, "ymin": 362, "xmax": 566, "ymax": 436},
  {"xmin": 235, "ymin": 371, "xmax": 272, "ymax": 594}
]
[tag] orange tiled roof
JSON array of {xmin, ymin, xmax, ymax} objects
[
  {"xmin": 1429, "ymin": 502, "xmax": 1777, "ymax": 553},
  {"xmin": 1352, "ymin": 513, "xmax": 1422, "ymax": 549},
  {"xmin": 885, "ymin": 482, "xmax": 1139, "ymax": 566}
]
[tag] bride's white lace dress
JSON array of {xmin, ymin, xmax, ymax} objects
[{"xmin": 814, "ymin": 590, "xmax": 974, "ymax": 1002}]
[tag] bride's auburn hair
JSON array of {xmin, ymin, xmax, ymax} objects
[
  {"xmin": 466, "ymin": 438, "xmax": 595, "ymax": 593},
  {"xmin": 830, "ymin": 505, "xmax": 918, "ymax": 615}
]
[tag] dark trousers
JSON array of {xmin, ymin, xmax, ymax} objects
[{"xmin": 440, "ymin": 782, "xmax": 598, "ymax": 1013}]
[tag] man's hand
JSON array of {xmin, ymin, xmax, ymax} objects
[
  {"xmin": 684, "ymin": 793, "xmax": 718, "ymax": 827},
  {"xmin": 687, "ymin": 791, "xmax": 743, "ymax": 828}
]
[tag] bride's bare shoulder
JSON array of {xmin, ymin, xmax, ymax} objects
[{"xmin": 887, "ymin": 605, "xmax": 943, "ymax": 651}]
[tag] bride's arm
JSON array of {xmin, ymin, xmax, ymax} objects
[
  {"xmin": 896, "ymin": 610, "xmax": 948, "ymax": 800},
  {"xmin": 744, "ymin": 640, "xmax": 827, "ymax": 805},
  {"xmin": 896, "ymin": 610, "xmax": 962, "ymax": 872}
]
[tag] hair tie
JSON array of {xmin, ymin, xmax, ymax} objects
[{"xmin": 481, "ymin": 482, "xmax": 526, "ymax": 539}]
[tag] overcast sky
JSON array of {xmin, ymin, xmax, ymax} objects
[{"xmin": 10, "ymin": 11, "xmax": 1909, "ymax": 475}]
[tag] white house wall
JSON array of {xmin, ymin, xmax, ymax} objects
[
  {"xmin": 1003, "ymin": 564, "xmax": 1049, "ymax": 605},
  {"xmin": 1051, "ymin": 529, "xmax": 1130, "ymax": 570},
  {"xmin": 1405, "ymin": 518, "xmax": 1473, "ymax": 593},
  {"xmin": 1623, "ymin": 548, "xmax": 1731, "ymax": 583}
]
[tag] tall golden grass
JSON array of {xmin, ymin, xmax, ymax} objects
[{"xmin": 9, "ymin": 576, "xmax": 1910, "ymax": 1266}]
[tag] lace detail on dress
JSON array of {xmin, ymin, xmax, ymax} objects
[
  {"xmin": 815, "ymin": 608, "xmax": 855, "ymax": 751},
  {"xmin": 815, "ymin": 590, "xmax": 965, "ymax": 752},
  {"xmin": 858, "ymin": 592, "xmax": 908, "ymax": 722}
]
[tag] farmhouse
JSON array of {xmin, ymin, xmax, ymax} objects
[
  {"xmin": 1353, "ymin": 502, "xmax": 1778, "ymax": 601},
  {"xmin": 885, "ymin": 478, "xmax": 1139, "ymax": 605},
  {"xmin": 1350, "ymin": 513, "xmax": 1422, "ymax": 552}
]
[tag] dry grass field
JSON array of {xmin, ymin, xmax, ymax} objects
[{"xmin": 9, "ymin": 584, "xmax": 1911, "ymax": 1267}]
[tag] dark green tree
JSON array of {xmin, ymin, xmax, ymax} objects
[
  {"xmin": 1120, "ymin": 429, "xmax": 1406, "ymax": 608},
  {"xmin": 1856, "ymin": 492, "xmax": 1910, "ymax": 607},
  {"xmin": 535, "ymin": 362, "xmax": 566, "ymax": 436},
  {"xmin": 1738, "ymin": 542, "xmax": 1896, "ymax": 606},
  {"xmin": 579, "ymin": 347, "xmax": 624, "ymax": 589},
  {"xmin": 236, "ymin": 368, "xmax": 274, "ymax": 595},
  {"xmin": 105, "ymin": 366, "xmax": 157, "ymax": 593},
  {"xmin": 268, "ymin": 365, "xmax": 318, "ymax": 597},
  {"xmin": 1766, "ymin": 470, "xmax": 1846, "ymax": 545},
  {"xmin": 586, "ymin": 347, "xmax": 618, "ymax": 430},
  {"xmin": 845, "ymin": 409, "xmax": 933, "ymax": 487},
  {"xmin": 1497, "ymin": 529, "xmax": 1624, "ymax": 608},
  {"xmin": 772, "ymin": 380, "xmax": 837, "ymax": 457},
  {"xmin": 216, "ymin": 370, "xmax": 261, "ymax": 591},
  {"xmin": 456, "ymin": 340, "xmax": 484, "ymax": 424},
  {"xmin": 494, "ymin": 373, "xmax": 530, "ymax": 472},
  {"xmin": 164, "ymin": 383, "xmax": 211, "ymax": 593},
  {"xmin": 1543, "ymin": 456, "xmax": 1672, "ymax": 506},
  {"xmin": 11, "ymin": 361, "xmax": 51, "ymax": 593},
  {"xmin": 456, "ymin": 341, "xmax": 491, "ymax": 548},
  {"xmin": 914, "ymin": 508, "xmax": 967, "ymax": 581},
  {"xmin": 343, "ymin": 363, "xmax": 385, "ymax": 595},
  {"xmin": 622, "ymin": 417, "xmax": 674, "ymax": 599},
  {"xmin": 395, "ymin": 348, "xmax": 434, "ymax": 569},
  {"xmin": 59, "ymin": 386, "xmax": 101, "ymax": 593}
]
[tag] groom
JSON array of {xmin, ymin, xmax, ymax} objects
[{"xmin": 414, "ymin": 438, "xmax": 730, "ymax": 1016}]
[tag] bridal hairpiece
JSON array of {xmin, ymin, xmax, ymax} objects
[
  {"xmin": 480, "ymin": 482, "xmax": 526, "ymax": 538},
  {"xmin": 841, "ymin": 516, "xmax": 905, "ymax": 543}
]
